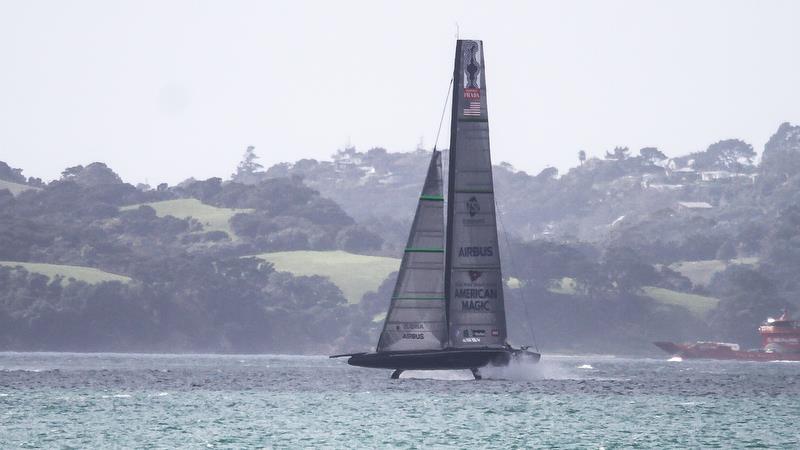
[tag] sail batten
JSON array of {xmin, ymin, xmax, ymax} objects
[
  {"xmin": 376, "ymin": 150, "xmax": 447, "ymax": 352},
  {"xmin": 419, "ymin": 195, "xmax": 444, "ymax": 201},
  {"xmin": 445, "ymin": 40, "xmax": 508, "ymax": 349}
]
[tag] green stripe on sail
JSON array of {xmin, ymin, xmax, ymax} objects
[
  {"xmin": 392, "ymin": 296, "xmax": 446, "ymax": 300},
  {"xmin": 404, "ymin": 248, "xmax": 444, "ymax": 253},
  {"xmin": 419, "ymin": 195, "xmax": 444, "ymax": 201}
]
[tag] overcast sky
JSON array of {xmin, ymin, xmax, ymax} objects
[{"xmin": 1, "ymin": 1, "xmax": 799, "ymax": 185}]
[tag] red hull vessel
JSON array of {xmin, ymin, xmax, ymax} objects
[
  {"xmin": 655, "ymin": 310, "xmax": 800, "ymax": 362},
  {"xmin": 654, "ymin": 341, "xmax": 800, "ymax": 362}
]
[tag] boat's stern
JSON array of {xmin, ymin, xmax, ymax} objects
[{"xmin": 510, "ymin": 347, "xmax": 541, "ymax": 364}]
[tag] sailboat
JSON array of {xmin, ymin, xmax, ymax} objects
[{"xmin": 332, "ymin": 40, "xmax": 540, "ymax": 380}]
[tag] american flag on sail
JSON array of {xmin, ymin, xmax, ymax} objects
[{"xmin": 463, "ymin": 101, "xmax": 481, "ymax": 116}]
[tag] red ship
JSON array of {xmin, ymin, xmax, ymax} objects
[{"xmin": 654, "ymin": 310, "xmax": 800, "ymax": 361}]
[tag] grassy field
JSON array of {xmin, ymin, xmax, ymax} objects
[
  {"xmin": 121, "ymin": 198, "xmax": 253, "ymax": 237},
  {"xmin": 548, "ymin": 277, "xmax": 718, "ymax": 319},
  {"xmin": 641, "ymin": 286, "xmax": 719, "ymax": 318},
  {"xmin": 0, "ymin": 261, "xmax": 132, "ymax": 284},
  {"xmin": 0, "ymin": 179, "xmax": 39, "ymax": 196},
  {"xmin": 668, "ymin": 257, "xmax": 758, "ymax": 286},
  {"xmin": 252, "ymin": 250, "xmax": 400, "ymax": 304}
]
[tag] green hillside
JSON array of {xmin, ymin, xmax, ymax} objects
[
  {"xmin": 640, "ymin": 286, "xmax": 719, "ymax": 318},
  {"xmin": 669, "ymin": 257, "xmax": 759, "ymax": 286},
  {"xmin": 0, "ymin": 261, "xmax": 131, "ymax": 284},
  {"xmin": 0, "ymin": 179, "xmax": 39, "ymax": 196},
  {"xmin": 121, "ymin": 198, "xmax": 253, "ymax": 237},
  {"xmin": 549, "ymin": 277, "xmax": 718, "ymax": 319},
  {"xmin": 252, "ymin": 250, "xmax": 400, "ymax": 304}
]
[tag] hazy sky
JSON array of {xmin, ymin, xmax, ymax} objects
[{"xmin": 1, "ymin": 1, "xmax": 799, "ymax": 185}]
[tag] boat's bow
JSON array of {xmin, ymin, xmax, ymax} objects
[{"xmin": 654, "ymin": 341, "xmax": 684, "ymax": 355}]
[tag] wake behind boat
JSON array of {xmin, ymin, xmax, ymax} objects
[{"xmin": 331, "ymin": 40, "xmax": 540, "ymax": 380}]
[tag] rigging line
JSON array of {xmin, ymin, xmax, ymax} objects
[
  {"xmin": 432, "ymin": 78, "xmax": 454, "ymax": 151},
  {"xmin": 496, "ymin": 201, "xmax": 539, "ymax": 352}
]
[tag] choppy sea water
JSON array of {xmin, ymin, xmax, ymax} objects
[{"xmin": 1, "ymin": 352, "xmax": 799, "ymax": 448}]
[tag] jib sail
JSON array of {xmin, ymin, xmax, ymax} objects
[
  {"xmin": 445, "ymin": 40, "xmax": 508, "ymax": 348},
  {"xmin": 376, "ymin": 150, "xmax": 447, "ymax": 352}
]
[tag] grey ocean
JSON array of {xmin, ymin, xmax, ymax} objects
[{"xmin": 1, "ymin": 353, "xmax": 799, "ymax": 448}]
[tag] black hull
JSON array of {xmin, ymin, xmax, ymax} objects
[{"xmin": 346, "ymin": 347, "xmax": 540, "ymax": 371}]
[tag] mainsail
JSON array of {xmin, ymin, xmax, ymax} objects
[
  {"xmin": 376, "ymin": 150, "xmax": 447, "ymax": 352},
  {"xmin": 445, "ymin": 40, "xmax": 508, "ymax": 348}
]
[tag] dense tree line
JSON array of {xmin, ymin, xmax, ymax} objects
[
  {"xmin": 0, "ymin": 160, "xmax": 378, "ymax": 352},
  {"xmin": 0, "ymin": 260, "xmax": 359, "ymax": 353},
  {"xmin": 3, "ymin": 122, "xmax": 800, "ymax": 353},
  {"xmin": 337, "ymin": 122, "xmax": 800, "ymax": 352}
]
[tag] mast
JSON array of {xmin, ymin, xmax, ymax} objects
[
  {"xmin": 445, "ymin": 40, "xmax": 508, "ymax": 349},
  {"xmin": 376, "ymin": 150, "xmax": 447, "ymax": 352}
]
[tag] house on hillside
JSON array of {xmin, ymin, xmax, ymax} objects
[
  {"xmin": 641, "ymin": 171, "xmax": 686, "ymax": 191},
  {"xmin": 333, "ymin": 148, "xmax": 364, "ymax": 171},
  {"xmin": 676, "ymin": 201, "xmax": 713, "ymax": 213},
  {"xmin": 668, "ymin": 167, "xmax": 700, "ymax": 183},
  {"xmin": 700, "ymin": 170, "xmax": 758, "ymax": 183},
  {"xmin": 647, "ymin": 183, "xmax": 684, "ymax": 191},
  {"xmin": 334, "ymin": 158, "xmax": 360, "ymax": 171}
]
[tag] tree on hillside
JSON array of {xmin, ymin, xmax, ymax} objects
[
  {"xmin": 336, "ymin": 225, "xmax": 383, "ymax": 253},
  {"xmin": 0, "ymin": 162, "xmax": 26, "ymax": 184},
  {"xmin": 354, "ymin": 271, "xmax": 398, "ymax": 345},
  {"xmin": 605, "ymin": 146, "xmax": 630, "ymax": 160},
  {"xmin": 578, "ymin": 150, "xmax": 586, "ymax": 166},
  {"xmin": 716, "ymin": 240, "xmax": 737, "ymax": 262},
  {"xmin": 506, "ymin": 240, "xmax": 602, "ymax": 293},
  {"xmin": 231, "ymin": 146, "xmax": 265, "ymax": 184},
  {"xmin": 601, "ymin": 246, "xmax": 659, "ymax": 294},
  {"xmin": 675, "ymin": 139, "xmax": 756, "ymax": 173},
  {"xmin": 178, "ymin": 177, "xmax": 223, "ymax": 202},
  {"xmin": 60, "ymin": 163, "xmax": 123, "ymax": 186},
  {"xmin": 700, "ymin": 139, "xmax": 755, "ymax": 172},
  {"xmin": 708, "ymin": 265, "xmax": 785, "ymax": 345},
  {"xmin": 760, "ymin": 122, "xmax": 800, "ymax": 185},
  {"xmin": 639, "ymin": 147, "xmax": 667, "ymax": 164},
  {"xmin": 760, "ymin": 205, "xmax": 800, "ymax": 298},
  {"xmin": 535, "ymin": 167, "xmax": 558, "ymax": 181}
]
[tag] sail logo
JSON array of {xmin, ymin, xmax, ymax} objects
[
  {"xmin": 402, "ymin": 333, "xmax": 425, "ymax": 340},
  {"xmin": 462, "ymin": 41, "xmax": 481, "ymax": 89},
  {"xmin": 455, "ymin": 287, "xmax": 497, "ymax": 299},
  {"xmin": 463, "ymin": 100, "xmax": 481, "ymax": 117},
  {"xmin": 468, "ymin": 271, "xmax": 482, "ymax": 281},
  {"xmin": 458, "ymin": 246, "xmax": 493, "ymax": 257},
  {"xmin": 466, "ymin": 196, "xmax": 480, "ymax": 217},
  {"xmin": 460, "ymin": 330, "xmax": 482, "ymax": 343},
  {"xmin": 403, "ymin": 323, "xmax": 424, "ymax": 330},
  {"xmin": 461, "ymin": 299, "xmax": 491, "ymax": 311},
  {"xmin": 463, "ymin": 88, "xmax": 480, "ymax": 100},
  {"xmin": 462, "ymin": 41, "xmax": 482, "ymax": 117}
]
